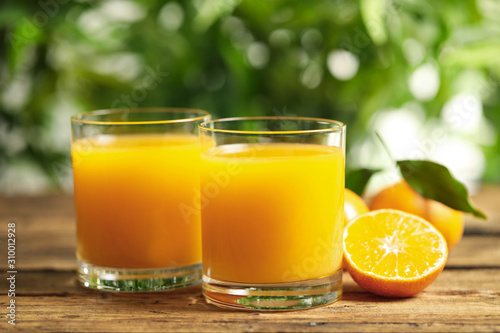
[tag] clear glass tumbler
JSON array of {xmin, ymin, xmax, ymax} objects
[
  {"xmin": 71, "ymin": 108, "xmax": 210, "ymax": 291},
  {"xmin": 199, "ymin": 117, "xmax": 345, "ymax": 310}
]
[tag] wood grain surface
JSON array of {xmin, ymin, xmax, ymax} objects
[{"xmin": 0, "ymin": 185, "xmax": 499, "ymax": 332}]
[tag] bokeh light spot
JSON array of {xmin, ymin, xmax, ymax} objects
[
  {"xmin": 301, "ymin": 29, "xmax": 322, "ymax": 50},
  {"xmin": 403, "ymin": 39, "xmax": 425, "ymax": 66},
  {"xmin": 408, "ymin": 62, "xmax": 440, "ymax": 101},
  {"xmin": 269, "ymin": 29, "xmax": 293, "ymax": 48},
  {"xmin": 247, "ymin": 42, "xmax": 270, "ymax": 69},
  {"xmin": 327, "ymin": 50, "xmax": 359, "ymax": 81},
  {"xmin": 101, "ymin": 0, "xmax": 146, "ymax": 22},
  {"xmin": 441, "ymin": 94, "xmax": 483, "ymax": 133},
  {"xmin": 301, "ymin": 63, "xmax": 322, "ymax": 89},
  {"xmin": 158, "ymin": 2, "xmax": 184, "ymax": 32}
]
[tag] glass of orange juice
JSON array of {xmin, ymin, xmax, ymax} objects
[
  {"xmin": 71, "ymin": 108, "xmax": 210, "ymax": 291},
  {"xmin": 199, "ymin": 117, "xmax": 345, "ymax": 310}
]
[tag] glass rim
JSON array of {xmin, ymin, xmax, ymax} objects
[
  {"xmin": 71, "ymin": 107, "xmax": 210, "ymax": 125},
  {"xmin": 199, "ymin": 116, "xmax": 346, "ymax": 135}
]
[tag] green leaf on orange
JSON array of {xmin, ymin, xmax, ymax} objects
[{"xmin": 397, "ymin": 160, "xmax": 487, "ymax": 219}]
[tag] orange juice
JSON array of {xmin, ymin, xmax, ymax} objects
[
  {"xmin": 72, "ymin": 134, "xmax": 201, "ymax": 269},
  {"xmin": 201, "ymin": 143, "xmax": 344, "ymax": 284}
]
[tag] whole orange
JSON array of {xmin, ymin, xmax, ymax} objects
[
  {"xmin": 344, "ymin": 188, "xmax": 369, "ymax": 227},
  {"xmin": 369, "ymin": 181, "xmax": 464, "ymax": 251}
]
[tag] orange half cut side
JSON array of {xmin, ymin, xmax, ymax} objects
[{"xmin": 343, "ymin": 209, "xmax": 448, "ymax": 297}]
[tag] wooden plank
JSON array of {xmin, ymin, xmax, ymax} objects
[
  {"xmin": 447, "ymin": 236, "xmax": 500, "ymax": 268},
  {"xmin": 0, "ymin": 193, "xmax": 75, "ymax": 220},
  {"xmin": 0, "ymin": 194, "xmax": 76, "ymax": 271},
  {"xmin": 3, "ymin": 269, "xmax": 499, "ymax": 296},
  {"xmin": 5, "ymin": 295, "xmax": 500, "ymax": 333},
  {"xmin": 0, "ymin": 215, "xmax": 76, "ymax": 271},
  {"xmin": 2, "ymin": 270, "xmax": 499, "ymax": 332}
]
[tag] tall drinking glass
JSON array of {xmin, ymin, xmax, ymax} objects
[
  {"xmin": 71, "ymin": 108, "xmax": 210, "ymax": 291},
  {"xmin": 199, "ymin": 117, "xmax": 345, "ymax": 310}
]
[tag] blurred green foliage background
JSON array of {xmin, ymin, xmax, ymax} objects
[{"xmin": 0, "ymin": 0, "xmax": 499, "ymax": 194}]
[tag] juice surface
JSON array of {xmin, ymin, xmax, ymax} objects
[
  {"xmin": 72, "ymin": 134, "xmax": 201, "ymax": 269},
  {"xmin": 201, "ymin": 143, "xmax": 344, "ymax": 284}
]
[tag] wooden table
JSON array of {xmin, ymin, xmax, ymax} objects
[{"xmin": 1, "ymin": 185, "xmax": 499, "ymax": 332}]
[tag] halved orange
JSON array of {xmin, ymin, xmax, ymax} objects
[{"xmin": 343, "ymin": 209, "xmax": 448, "ymax": 297}]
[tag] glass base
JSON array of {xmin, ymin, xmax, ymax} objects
[
  {"xmin": 202, "ymin": 269, "xmax": 342, "ymax": 311},
  {"xmin": 77, "ymin": 260, "xmax": 202, "ymax": 292}
]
